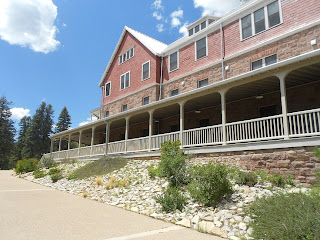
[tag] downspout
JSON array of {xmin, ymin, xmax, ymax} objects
[
  {"xmin": 220, "ymin": 22, "xmax": 225, "ymax": 80},
  {"xmin": 159, "ymin": 55, "xmax": 164, "ymax": 100},
  {"xmin": 100, "ymin": 86, "xmax": 104, "ymax": 119}
]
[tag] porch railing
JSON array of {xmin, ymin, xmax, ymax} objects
[
  {"xmin": 183, "ymin": 124, "xmax": 223, "ymax": 147},
  {"xmin": 127, "ymin": 136, "xmax": 149, "ymax": 152},
  {"xmin": 46, "ymin": 108, "xmax": 320, "ymax": 160},
  {"xmin": 151, "ymin": 131, "xmax": 180, "ymax": 150},
  {"xmin": 108, "ymin": 140, "xmax": 126, "ymax": 154},
  {"xmin": 288, "ymin": 108, "xmax": 320, "ymax": 137},
  {"xmin": 226, "ymin": 114, "xmax": 284, "ymax": 143}
]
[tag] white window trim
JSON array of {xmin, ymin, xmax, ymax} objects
[
  {"xmin": 119, "ymin": 46, "xmax": 135, "ymax": 65},
  {"xmin": 195, "ymin": 36, "xmax": 208, "ymax": 61},
  {"xmin": 251, "ymin": 54, "xmax": 278, "ymax": 70},
  {"xmin": 239, "ymin": 0, "xmax": 283, "ymax": 41},
  {"xmin": 141, "ymin": 60, "xmax": 151, "ymax": 81},
  {"xmin": 169, "ymin": 51, "xmax": 179, "ymax": 73},
  {"xmin": 142, "ymin": 96, "xmax": 149, "ymax": 105},
  {"xmin": 122, "ymin": 104, "xmax": 128, "ymax": 112},
  {"xmin": 120, "ymin": 71, "xmax": 130, "ymax": 90},
  {"xmin": 105, "ymin": 82, "xmax": 111, "ymax": 98}
]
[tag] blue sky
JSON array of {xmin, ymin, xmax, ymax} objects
[{"xmin": 0, "ymin": 0, "xmax": 240, "ymax": 130}]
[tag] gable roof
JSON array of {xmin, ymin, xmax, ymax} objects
[{"xmin": 99, "ymin": 26, "xmax": 168, "ymax": 87}]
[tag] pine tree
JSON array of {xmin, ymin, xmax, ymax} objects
[
  {"xmin": 16, "ymin": 116, "xmax": 31, "ymax": 160},
  {"xmin": 0, "ymin": 96, "xmax": 16, "ymax": 169},
  {"xmin": 22, "ymin": 102, "xmax": 54, "ymax": 159},
  {"xmin": 55, "ymin": 106, "xmax": 71, "ymax": 150}
]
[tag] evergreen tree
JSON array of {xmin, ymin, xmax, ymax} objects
[
  {"xmin": 16, "ymin": 116, "xmax": 31, "ymax": 160},
  {"xmin": 55, "ymin": 106, "xmax": 71, "ymax": 150},
  {"xmin": 22, "ymin": 102, "xmax": 54, "ymax": 159},
  {"xmin": 0, "ymin": 96, "xmax": 16, "ymax": 169}
]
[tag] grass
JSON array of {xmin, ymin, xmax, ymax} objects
[{"xmin": 68, "ymin": 157, "xmax": 128, "ymax": 180}]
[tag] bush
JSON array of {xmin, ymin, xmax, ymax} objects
[
  {"xmin": 255, "ymin": 170, "xmax": 268, "ymax": 184},
  {"xmin": 268, "ymin": 173, "xmax": 286, "ymax": 187},
  {"xmin": 15, "ymin": 159, "xmax": 38, "ymax": 173},
  {"xmin": 248, "ymin": 193, "xmax": 320, "ymax": 240},
  {"xmin": 39, "ymin": 157, "xmax": 56, "ymax": 169},
  {"xmin": 286, "ymin": 174, "xmax": 296, "ymax": 186},
  {"xmin": 48, "ymin": 168, "xmax": 62, "ymax": 183},
  {"xmin": 187, "ymin": 163, "xmax": 233, "ymax": 207},
  {"xmin": 234, "ymin": 170, "xmax": 258, "ymax": 187},
  {"xmin": 33, "ymin": 169, "xmax": 47, "ymax": 179},
  {"xmin": 158, "ymin": 140, "xmax": 186, "ymax": 186},
  {"xmin": 148, "ymin": 164, "xmax": 159, "ymax": 179},
  {"xmin": 68, "ymin": 172, "xmax": 78, "ymax": 180},
  {"xmin": 155, "ymin": 186, "xmax": 187, "ymax": 213}
]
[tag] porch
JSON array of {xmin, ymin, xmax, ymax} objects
[{"xmin": 45, "ymin": 52, "xmax": 320, "ymax": 161}]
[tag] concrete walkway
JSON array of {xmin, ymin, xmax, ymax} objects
[{"xmin": 0, "ymin": 171, "xmax": 223, "ymax": 240}]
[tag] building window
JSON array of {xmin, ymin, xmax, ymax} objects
[
  {"xmin": 268, "ymin": 1, "xmax": 281, "ymax": 27},
  {"xmin": 170, "ymin": 124, "xmax": 179, "ymax": 132},
  {"xmin": 119, "ymin": 47, "xmax": 134, "ymax": 64},
  {"xmin": 171, "ymin": 89, "xmax": 179, "ymax": 96},
  {"xmin": 254, "ymin": 8, "xmax": 266, "ymax": 34},
  {"xmin": 120, "ymin": 71, "xmax": 130, "ymax": 90},
  {"xmin": 169, "ymin": 52, "xmax": 179, "ymax": 72},
  {"xmin": 189, "ymin": 28, "xmax": 193, "ymax": 36},
  {"xmin": 241, "ymin": 0, "xmax": 281, "ymax": 40},
  {"xmin": 105, "ymin": 111, "xmax": 109, "ymax": 117},
  {"xmin": 251, "ymin": 54, "xmax": 277, "ymax": 70},
  {"xmin": 259, "ymin": 105, "xmax": 277, "ymax": 118},
  {"xmin": 198, "ymin": 78, "xmax": 209, "ymax": 88},
  {"xmin": 195, "ymin": 25, "xmax": 200, "ymax": 33},
  {"xmin": 122, "ymin": 104, "xmax": 127, "ymax": 112},
  {"xmin": 196, "ymin": 37, "xmax": 207, "ymax": 60},
  {"xmin": 201, "ymin": 21, "xmax": 206, "ymax": 30},
  {"xmin": 199, "ymin": 118, "xmax": 210, "ymax": 128},
  {"xmin": 141, "ymin": 129, "xmax": 149, "ymax": 137},
  {"xmin": 105, "ymin": 82, "xmax": 111, "ymax": 97},
  {"xmin": 142, "ymin": 96, "xmax": 149, "ymax": 105},
  {"xmin": 142, "ymin": 61, "xmax": 150, "ymax": 80}
]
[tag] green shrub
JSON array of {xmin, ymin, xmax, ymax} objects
[
  {"xmin": 234, "ymin": 171, "xmax": 258, "ymax": 187},
  {"xmin": 15, "ymin": 158, "xmax": 38, "ymax": 173},
  {"xmin": 255, "ymin": 170, "xmax": 268, "ymax": 184},
  {"xmin": 33, "ymin": 169, "xmax": 47, "ymax": 179},
  {"xmin": 268, "ymin": 173, "xmax": 286, "ymax": 187},
  {"xmin": 248, "ymin": 193, "xmax": 320, "ymax": 240},
  {"xmin": 314, "ymin": 146, "xmax": 320, "ymax": 162},
  {"xmin": 286, "ymin": 174, "xmax": 296, "ymax": 186},
  {"xmin": 155, "ymin": 186, "xmax": 187, "ymax": 213},
  {"xmin": 39, "ymin": 157, "xmax": 56, "ymax": 169},
  {"xmin": 158, "ymin": 140, "xmax": 186, "ymax": 186},
  {"xmin": 148, "ymin": 164, "xmax": 159, "ymax": 179},
  {"xmin": 51, "ymin": 172, "xmax": 62, "ymax": 183},
  {"xmin": 48, "ymin": 168, "xmax": 60, "ymax": 176},
  {"xmin": 313, "ymin": 170, "xmax": 320, "ymax": 188},
  {"xmin": 187, "ymin": 163, "xmax": 233, "ymax": 207},
  {"xmin": 67, "ymin": 172, "xmax": 78, "ymax": 180}
]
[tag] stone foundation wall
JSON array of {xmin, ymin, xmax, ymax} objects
[{"xmin": 193, "ymin": 146, "xmax": 320, "ymax": 186}]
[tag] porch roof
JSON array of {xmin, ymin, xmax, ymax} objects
[{"xmin": 51, "ymin": 48, "xmax": 320, "ymax": 139}]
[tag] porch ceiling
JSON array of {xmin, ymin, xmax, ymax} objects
[
  {"xmin": 286, "ymin": 62, "xmax": 320, "ymax": 88},
  {"xmin": 185, "ymin": 93, "xmax": 221, "ymax": 112},
  {"xmin": 154, "ymin": 103, "xmax": 180, "ymax": 120}
]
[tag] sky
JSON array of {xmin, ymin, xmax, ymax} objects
[{"xmin": 0, "ymin": 0, "xmax": 241, "ymax": 131}]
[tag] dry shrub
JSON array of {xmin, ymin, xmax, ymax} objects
[
  {"xmin": 95, "ymin": 176, "xmax": 103, "ymax": 186},
  {"xmin": 105, "ymin": 176, "xmax": 130, "ymax": 190},
  {"xmin": 82, "ymin": 191, "xmax": 88, "ymax": 198}
]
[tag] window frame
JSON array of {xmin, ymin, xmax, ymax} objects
[
  {"xmin": 169, "ymin": 51, "xmax": 179, "ymax": 72},
  {"xmin": 120, "ymin": 71, "xmax": 130, "ymax": 90},
  {"xmin": 195, "ymin": 36, "xmax": 208, "ymax": 61},
  {"xmin": 198, "ymin": 78, "xmax": 209, "ymax": 88},
  {"xmin": 171, "ymin": 89, "xmax": 179, "ymax": 97},
  {"xmin": 105, "ymin": 111, "xmax": 109, "ymax": 118},
  {"xmin": 251, "ymin": 54, "xmax": 277, "ymax": 71},
  {"xmin": 122, "ymin": 104, "xmax": 128, "ymax": 112},
  {"xmin": 105, "ymin": 82, "xmax": 111, "ymax": 98},
  {"xmin": 240, "ymin": 0, "xmax": 282, "ymax": 41},
  {"xmin": 141, "ymin": 60, "xmax": 150, "ymax": 81},
  {"xmin": 119, "ymin": 46, "xmax": 135, "ymax": 64},
  {"xmin": 142, "ymin": 96, "xmax": 149, "ymax": 105}
]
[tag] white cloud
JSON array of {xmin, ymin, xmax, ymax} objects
[
  {"xmin": 152, "ymin": 0, "xmax": 164, "ymax": 10},
  {"xmin": 0, "ymin": 0, "xmax": 60, "ymax": 54},
  {"xmin": 78, "ymin": 116, "xmax": 98, "ymax": 127},
  {"xmin": 156, "ymin": 24, "xmax": 164, "ymax": 32},
  {"xmin": 153, "ymin": 11, "xmax": 163, "ymax": 21},
  {"xmin": 179, "ymin": 22, "xmax": 189, "ymax": 36},
  {"xmin": 171, "ymin": 9, "xmax": 183, "ymax": 28},
  {"xmin": 10, "ymin": 107, "xmax": 31, "ymax": 120},
  {"xmin": 62, "ymin": 23, "xmax": 67, "ymax": 27},
  {"xmin": 193, "ymin": 0, "xmax": 240, "ymax": 16}
]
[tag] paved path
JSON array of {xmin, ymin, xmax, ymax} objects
[{"xmin": 0, "ymin": 171, "xmax": 223, "ymax": 240}]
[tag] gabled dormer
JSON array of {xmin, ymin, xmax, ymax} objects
[{"xmin": 187, "ymin": 15, "xmax": 220, "ymax": 37}]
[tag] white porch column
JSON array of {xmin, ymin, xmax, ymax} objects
[
  {"xmin": 278, "ymin": 72, "xmax": 290, "ymax": 139},
  {"xmin": 125, "ymin": 117, "xmax": 130, "ymax": 153},
  {"xmin": 179, "ymin": 101, "xmax": 186, "ymax": 146},
  {"xmin": 148, "ymin": 110, "xmax": 154, "ymax": 151},
  {"xmin": 67, "ymin": 134, "xmax": 71, "ymax": 158},
  {"xmin": 58, "ymin": 137, "xmax": 62, "ymax": 152},
  {"xmin": 220, "ymin": 89, "xmax": 228, "ymax": 145},
  {"xmin": 78, "ymin": 131, "xmax": 83, "ymax": 157},
  {"xmin": 90, "ymin": 126, "xmax": 96, "ymax": 156},
  {"xmin": 105, "ymin": 122, "xmax": 110, "ymax": 155},
  {"xmin": 50, "ymin": 138, "xmax": 54, "ymax": 159}
]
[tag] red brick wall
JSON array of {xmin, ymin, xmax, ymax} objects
[{"xmin": 101, "ymin": 32, "xmax": 160, "ymax": 105}]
